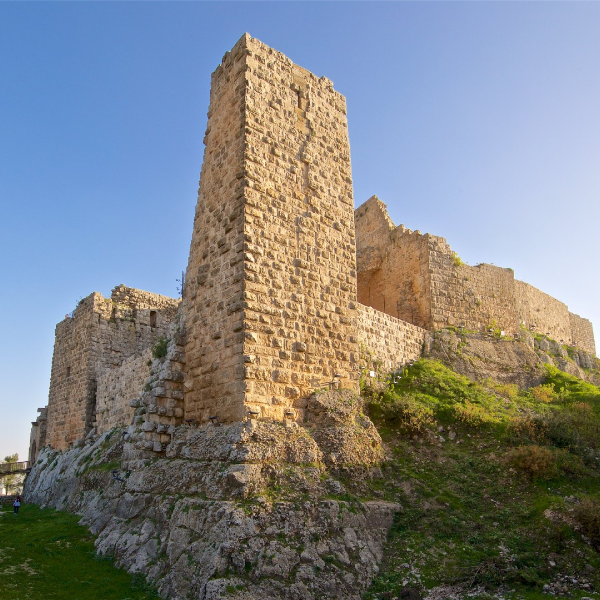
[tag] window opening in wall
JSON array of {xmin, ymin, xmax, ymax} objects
[
  {"xmin": 111, "ymin": 307, "xmax": 117, "ymax": 321},
  {"xmin": 150, "ymin": 310, "xmax": 157, "ymax": 328},
  {"xmin": 66, "ymin": 366, "xmax": 71, "ymax": 378}
]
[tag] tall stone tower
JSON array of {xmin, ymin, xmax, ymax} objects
[{"xmin": 183, "ymin": 34, "xmax": 359, "ymax": 423}]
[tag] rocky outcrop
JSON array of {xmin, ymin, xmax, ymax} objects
[
  {"xmin": 424, "ymin": 329, "xmax": 600, "ymax": 388},
  {"xmin": 24, "ymin": 395, "xmax": 396, "ymax": 600}
]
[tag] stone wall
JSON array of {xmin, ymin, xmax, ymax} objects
[
  {"xmin": 514, "ymin": 280, "xmax": 572, "ymax": 343},
  {"xmin": 569, "ymin": 312, "xmax": 596, "ymax": 355},
  {"xmin": 356, "ymin": 304, "xmax": 426, "ymax": 371},
  {"xmin": 355, "ymin": 197, "xmax": 596, "ymax": 356},
  {"xmin": 431, "ymin": 257, "xmax": 518, "ymax": 334},
  {"xmin": 46, "ymin": 286, "xmax": 179, "ymax": 450},
  {"xmin": 45, "ymin": 294, "xmax": 97, "ymax": 452},
  {"xmin": 181, "ymin": 33, "xmax": 248, "ymax": 425},
  {"xmin": 183, "ymin": 34, "xmax": 359, "ymax": 425},
  {"xmin": 356, "ymin": 196, "xmax": 432, "ymax": 329},
  {"xmin": 96, "ymin": 349, "xmax": 153, "ymax": 434},
  {"xmin": 28, "ymin": 407, "xmax": 47, "ymax": 464}
]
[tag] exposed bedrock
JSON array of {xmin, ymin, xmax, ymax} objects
[
  {"xmin": 24, "ymin": 393, "xmax": 395, "ymax": 600},
  {"xmin": 424, "ymin": 329, "xmax": 600, "ymax": 388}
]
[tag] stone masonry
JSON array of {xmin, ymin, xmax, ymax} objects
[
  {"xmin": 28, "ymin": 407, "xmax": 47, "ymax": 464},
  {"xmin": 355, "ymin": 195, "xmax": 595, "ymax": 355},
  {"xmin": 44, "ymin": 286, "xmax": 179, "ymax": 451},
  {"xmin": 182, "ymin": 34, "xmax": 359, "ymax": 425},
  {"xmin": 33, "ymin": 34, "xmax": 596, "ymax": 457}
]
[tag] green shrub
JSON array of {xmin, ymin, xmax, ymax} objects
[
  {"xmin": 542, "ymin": 405, "xmax": 600, "ymax": 454},
  {"xmin": 507, "ymin": 445, "xmax": 556, "ymax": 480},
  {"xmin": 151, "ymin": 336, "xmax": 168, "ymax": 359},
  {"xmin": 376, "ymin": 394, "xmax": 434, "ymax": 434},
  {"xmin": 505, "ymin": 414, "xmax": 547, "ymax": 445},
  {"xmin": 553, "ymin": 448, "xmax": 587, "ymax": 479},
  {"xmin": 452, "ymin": 399, "xmax": 499, "ymax": 427},
  {"xmin": 531, "ymin": 383, "xmax": 558, "ymax": 403},
  {"xmin": 493, "ymin": 383, "xmax": 519, "ymax": 401}
]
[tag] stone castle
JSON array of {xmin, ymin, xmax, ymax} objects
[{"xmin": 29, "ymin": 34, "xmax": 595, "ymax": 461}]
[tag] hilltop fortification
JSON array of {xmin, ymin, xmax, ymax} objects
[
  {"xmin": 30, "ymin": 33, "xmax": 594, "ymax": 459},
  {"xmin": 24, "ymin": 33, "xmax": 599, "ymax": 600}
]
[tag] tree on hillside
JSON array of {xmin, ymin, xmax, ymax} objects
[{"xmin": 1, "ymin": 453, "xmax": 24, "ymax": 495}]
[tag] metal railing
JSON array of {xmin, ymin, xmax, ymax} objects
[{"xmin": 0, "ymin": 461, "xmax": 30, "ymax": 475}]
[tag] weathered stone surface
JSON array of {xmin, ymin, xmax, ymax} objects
[
  {"xmin": 181, "ymin": 34, "xmax": 360, "ymax": 426},
  {"xmin": 424, "ymin": 329, "xmax": 546, "ymax": 388},
  {"xmin": 44, "ymin": 286, "xmax": 179, "ymax": 452},
  {"xmin": 424, "ymin": 329, "xmax": 600, "ymax": 388},
  {"xmin": 24, "ymin": 424, "xmax": 395, "ymax": 600},
  {"xmin": 355, "ymin": 196, "xmax": 596, "ymax": 355}
]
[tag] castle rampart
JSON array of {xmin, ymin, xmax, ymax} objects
[
  {"xmin": 28, "ymin": 407, "xmax": 47, "ymax": 464},
  {"xmin": 569, "ymin": 312, "xmax": 595, "ymax": 355},
  {"xmin": 31, "ymin": 35, "xmax": 596, "ymax": 459},
  {"xmin": 356, "ymin": 304, "xmax": 426, "ymax": 371},
  {"xmin": 95, "ymin": 349, "xmax": 153, "ymax": 435},
  {"xmin": 355, "ymin": 196, "xmax": 596, "ymax": 355},
  {"xmin": 45, "ymin": 286, "xmax": 178, "ymax": 450}
]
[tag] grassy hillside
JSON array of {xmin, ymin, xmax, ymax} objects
[
  {"xmin": 363, "ymin": 359, "xmax": 600, "ymax": 600},
  {"xmin": 8, "ymin": 356, "xmax": 600, "ymax": 600},
  {"xmin": 0, "ymin": 504, "xmax": 160, "ymax": 600}
]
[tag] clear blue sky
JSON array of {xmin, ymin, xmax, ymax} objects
[{"xmin": 1, "ymin": 2, "xmax": 599, "ymax": 462}]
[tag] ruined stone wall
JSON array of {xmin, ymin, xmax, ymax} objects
[
  {"xmin": 355, "ymin": 197, "xmax": 432, "ymax": 329},
  {"xmin": 569, "ymin": 312, "xmax": 596, "ymax": 355},
  {"xmin": 28, "ymin": 408, "xmax": 47, "ymax": 464},
  {"xmin": 513, "ymin": 280, "xmax": 572, "ymax": 344},
  {"xmin": 356, "ymin": 304, "xmax": 426, "ymax": 371},
  {"xmin": 96, "ymin": 349, "xmax": 153, "ymax": 434},
  {"xmin": 90, "ymin": 285, "xmax": 178, "ymax": 375},
  {"xmin": 46, "ymin": 287, "xmax": 178, "ymax": 450},
  {"xmin": 430, "ymin": 254, "xmax": 518, "ymax": 334},
  {"xmin": 355, "ymin": 198, "xmax": 518, "ymax": 334},
  {"xmin": 183, "ymin": 34, "xmax": 359, "ymax": 424},
  {"xmin": 45, "ymin": 295, "xmax": 97, "ymax": 451},
  {"xmin": 355, "ymin": 197, "xmax": 594, "ymax": 354}
]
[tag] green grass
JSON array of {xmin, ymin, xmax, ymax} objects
[
  {"xmin": 0, "ymin": 504, "xmax": 160, "ymax": 600},
  {"xmin": 364, "ymin": 359, "xmax": 600, "ymax": 600}
]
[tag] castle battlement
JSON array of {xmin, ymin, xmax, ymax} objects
[{"xmin": 355, "ymin": 196, "xmax": 595, "ymax": 354}]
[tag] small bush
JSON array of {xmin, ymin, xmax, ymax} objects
[
  {"xmin": 542, "ymin": 405, "xmax": 599, "ymax": 454},
  {"xmin": 574, "ymin": 497, "xmax": 600, "ymax": 549},
  {"xmin": 531, "ymin": 383, "xmax": 557, "ymax": 403},
  {"xmin": 494, "ymin": 383, "xmax": 519, "ymax": 401},
  {"xmin": 507, "ymin": 445, "xmax": 556, "ymax": 480},
  {"xmin": 377, "ymin": 394, "xmax": 434, "ymax": 434},
  {"xmin": 505, "ymin": 415, "xmax": 547, "ymax": 445},
  {"xmin": 151, "ymin": 336, "xmax": 168, "ymax": 359},
  {"xmin": 553, "ymin": 448, "xmax": 587, "ymax": 479},
  {"xmin": 452, "ymin": 399, "xmax": 499, "ymax": 427}
]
